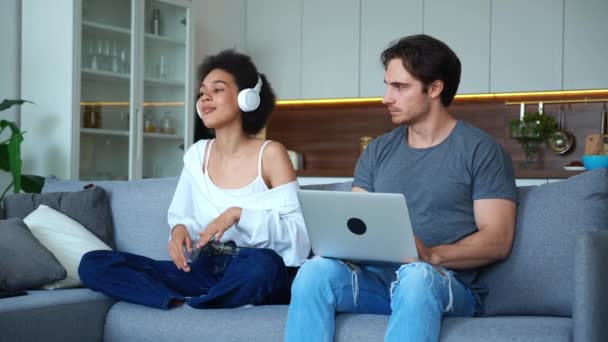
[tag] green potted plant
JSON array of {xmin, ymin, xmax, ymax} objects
[
  {"xmin": 510, "ymin": 111, "xmax": 558, "ymax": 168},
  {"xmin": 0, "ymin": 99, "xmax": 44, "ymax": 200}
]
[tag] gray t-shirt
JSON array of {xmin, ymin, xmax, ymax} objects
[{"xmin": 353, "ymin": 120, "xmax": 517, "ymax": 298}]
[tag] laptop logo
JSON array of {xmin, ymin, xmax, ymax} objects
[{"xmin": 347, "ymin": 218, "xmax": 367, "ymax": 235}]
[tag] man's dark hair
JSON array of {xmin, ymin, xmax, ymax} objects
[
  {"xmin": 197, "ymin": 49, "xmax": 276, "ymax": 135},
  {"xmin": 381, "ymin": 34, "xmax": 461, "ymax": 107}
]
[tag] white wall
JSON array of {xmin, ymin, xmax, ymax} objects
[
  {"xmin": 0, "ymin": 0, "xmax": 21, "ymax": 192},
  {"xmin": 193, "ymin": 0, "xmax": 246, "ymax": 70},
  {"xmin": 20, "ymin": 0, "xmax": 76, "ymax": 180}
]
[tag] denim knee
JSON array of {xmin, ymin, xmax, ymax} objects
[
  {"xmin": 78, "ymin": 250, "xmax": 114, "ymax": 283},
  {"xmin": 291, "ymin": 257, "xmax": 346, "ymax": 301},
  {"xmin": 391, "ymin": 262, "xmax": 445, "ymax": 301},
  {"xmin": 239, "ymin": 249, "xmax": 286, "ymax": 284}
]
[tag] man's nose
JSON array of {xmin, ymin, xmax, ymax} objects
[{"xmin": 382, "ymin": 89, "xmax": 393, "ymax": 105}]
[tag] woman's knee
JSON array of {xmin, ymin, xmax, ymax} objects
[
  {"xmin": 239, "ymin": 248, "xmax": 286, "ymax": 283},
  {"xmin": 78, "ymin": 250, "xmax": 117, "ymax": 281}
]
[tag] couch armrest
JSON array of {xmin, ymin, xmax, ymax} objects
[{"xmin": 573, "ymin": 230, "xmax": 608, "ymax": 342}]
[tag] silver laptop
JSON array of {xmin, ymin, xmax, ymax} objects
[{"xmin": 297, "ymin": 190, "xmax": 418, "ymax": 264}]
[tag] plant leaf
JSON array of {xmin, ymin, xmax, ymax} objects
[
  {"xmin": 0, "ymin": 120, "xmax": 24, "ymax": 193},
  {"xmin": 21, "ymin": 174, "xmax": 45, "ymax": 194},
  {"xmin": 0, "ymin": 144, "xmax": 9, "ymax": 172},
  {"xmin": 0, "ymin": 99, "xmax": 34, "ymax": 112}
]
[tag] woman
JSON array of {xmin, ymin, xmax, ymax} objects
[{"xmin": 79, "ymin": 50, "xmax": 310, "ymax": 310}]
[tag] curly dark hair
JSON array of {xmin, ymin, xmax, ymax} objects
[
  {"xmin": 197, "ymin": 50, "xmax": 276, "ymax": 135},
  {"xmin": 381, "ymin": 34, "xmax": 461, "ymax": 107}
]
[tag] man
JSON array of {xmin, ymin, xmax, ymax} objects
[{"xmin": 285, "ymin": 34, "xmax": 517, "ymax": 342}]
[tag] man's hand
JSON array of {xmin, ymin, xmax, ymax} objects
[
  {"xmin": 197, "ymin": 207, "xmax": 242, "ymax": 248},
  {"xmin": 414, "ymin": 235, "xmax": 434, "ymax": 264},
  {"xmin": 169, "ymin": 225, "xmax": 193, "ymax": 272}
]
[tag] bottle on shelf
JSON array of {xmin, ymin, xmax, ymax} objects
[
  {"xmin": 144, "ymin": 112, "xmax": 157, "ymax": 133},
  {"xmin": 151, "ymin": 9, "xmax": 161, "ymax": 35},
  {"xmin": 83, "ymin": 105, "xmax": 102, "ymax": 129},
  {"xmin": 159, "ymin": 112, "xmax": 175, "ymax": 134}
]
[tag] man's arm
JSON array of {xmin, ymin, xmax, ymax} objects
[{"xmin": 417, "ymin": 198, "xmax": 516, "ymax": 269}]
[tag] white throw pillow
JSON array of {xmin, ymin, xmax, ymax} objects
[{"xmin": 23, "ymin": 204, "xmax": 112, "ymax": 289}]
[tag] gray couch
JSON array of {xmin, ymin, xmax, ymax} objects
[{"xmin": 1, "ymin": 169, "xmax": 607, "ymax": 342}]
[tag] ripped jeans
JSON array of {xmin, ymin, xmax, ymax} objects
[{"xmin": 285, "ymin": 258, "xmax": 478, "ymax": 342}]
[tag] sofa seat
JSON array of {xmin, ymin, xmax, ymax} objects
[
  {"xmin": 0, "ymin": 288, "xmax": 114, "ymax": 342},
  {"xmin": 104, "ymin": 302, "xmax": 571, "ymax": 342},
  {"xmin": 104, "ymin": 303, "xmax": 290, "ymax": 342},
  {"xmin": 336, "ymin": 314, "xmax": 572, "ymax": 342}
]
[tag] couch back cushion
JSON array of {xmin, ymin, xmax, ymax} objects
[
  {"xmin": 43, "ymin": 176, "xmax": 177, "ymax": 260},
  {"xmin": 479, "ymin": 169, "xmax": 608, "ymax": 317}
]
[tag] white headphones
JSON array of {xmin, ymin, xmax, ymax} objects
[{"xmin": 237, "ymin": 76, "xmax": 262, "ymax": 112}]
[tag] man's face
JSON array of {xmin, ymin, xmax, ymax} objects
[{"xmin": 381, "ymin": 58, "xmax": 432, "ymax": 126}]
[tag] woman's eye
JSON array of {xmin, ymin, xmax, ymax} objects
[{"xmin": 214, "ymin": 88, "xmax": 224, "ymax": 93}]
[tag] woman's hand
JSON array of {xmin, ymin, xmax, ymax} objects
[
  {"xmin": 169, "ymin": 225, "xmax": 193, "ymax": 272},
  {"xmin": 197, "ymin": 207, "xmax": 242, "ymax": 248}
]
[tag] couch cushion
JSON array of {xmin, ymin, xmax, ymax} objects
[
  {"xmin": 0, "ymin": 218, "xmax": 67, "ymax": 290},
  {"xmin": 43, "ymin": 176, "xmax": 178, "ymax": 260},
  {"xmin": 479, "ymin": 169, "xmax": 608, "ymax": 317},
  {"xmin": 103, "ymin": 302, "xmax": 571, "ymax": 342},
  {"xmin": 104, "ymin": 302, "xmax": 289, "ymax": 342},
  {"xmin": 3, "ymin": 186, "xmax": 115, "ymax": 248},
  {"xmin": 0, "ymin": 288, "xmax": 114, "ymax": 342},
  {"xmin": 24, "ymin": 205, "xmax": 112, "ymax": 289},
  {"xmin": 334, "ymin": 315, "xmax": 571, "ymax": 342}
]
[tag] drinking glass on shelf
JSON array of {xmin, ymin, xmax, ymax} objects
[
  {"xmin": 102, "ymin": 40, "xmax": 111, "ymax": 71},
  {"xmin": 95, "ymin": 39, "xmax": 104, "ymax": 70},
  {"xmin": 111, "ymin": 41, "xmax": 119, "ymax": 73},
  {"xmin": 119, "ymin": 47, "xmax": 129, "ymax": 74},
  {"xmin": 158, "ymin": 55, "xmax": 168, "ymax": 79}
]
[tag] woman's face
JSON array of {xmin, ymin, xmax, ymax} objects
[{"xmin": 196, "ymin": 68, "xmax": 241, "ymax": 130}]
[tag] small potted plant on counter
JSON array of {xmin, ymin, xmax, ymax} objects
[{"xmin": 510, "ymin": 111, "xmax": 557, "ymax": 168}]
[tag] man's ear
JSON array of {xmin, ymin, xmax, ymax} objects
[{"xmin": 427, "ymin": 80, "xmax": 444, "ymax": 100}]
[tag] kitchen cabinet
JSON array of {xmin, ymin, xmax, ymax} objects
[
  {"xmin": 246, "ymin": 0, "xmax": 302, "ymax": 100},
  {"xmin": 301, "ymin": 0, "xmax": 360, "ymax": 99},
  {"xmin": 424, "ymin": 0, "xmax": 490, "ymax": 94},
  {"xmin": 490, "ymin": 0, "xmax": 563, "ymax": 92},
  {"xmin": 21, "ymin": 0, "xmax": 195, "ymax": 181},
  {"xmin": 359, "ymin": 0, "xmax": 423, "ymax": 98},
  {"xmin": 563, "ymin": 0, "xmax": 608, "ymax": 90}
]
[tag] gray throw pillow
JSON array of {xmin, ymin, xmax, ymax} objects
[
  {"xmin": 2, "ymin": 186, "xmax": 115, "ymax": 249},
  {"xmin": 479, "ymin": 169, "xmax": 608, "ymax": 317},
  {"xmin": 0, "ymin": 218, "xmax": 67, "ymax": 290}
]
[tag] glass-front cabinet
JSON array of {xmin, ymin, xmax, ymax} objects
[{"xmin": 78, "ymin": 0, "xmax": 193, "ymax": 180}]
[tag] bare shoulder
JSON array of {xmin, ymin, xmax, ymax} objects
[{"xmin": 261, "ymin": 141, "xmax": 296, "ymax": 188}]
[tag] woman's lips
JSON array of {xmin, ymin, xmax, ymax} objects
[{"xmin": 201, "ymin": 107, "xmax": 215, "ymax": 115}]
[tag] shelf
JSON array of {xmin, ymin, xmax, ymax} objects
[
  {"xmin": 144, "ymin": 77, "xmax": 185, "ymax": 87},
  {"xmin": 514, "ymin": 168, "xmax": 586, "ymax": 179},
  {"xmin": 81, "ymin": 128, "xmax": 129, "ymax": 137},
  {"xmin": 144, "ymin": 33, "xmax": 185, "ymax": 46},
  {"xmin": 82, "ymin": 69, "xmax": 129, "ymax": 83},
  {"xmin": 82, "ymin": 20, "xmax": 130, "ymax": 36},
  {"xmin": 143, "ymin": 132, "xmax": 183, "ymax": 140},
  {"xmin": 296, "ymin": 168, "xmax": 588, "ymax": 179},
  {"xmin": 81, "ymin": 128, "xmax": 182, "ymax": 140}
]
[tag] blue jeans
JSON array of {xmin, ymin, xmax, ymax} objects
[
  {"xmin": 78, "ymin": 247, "xmax": 292, "ymax": 310},
  {"xmin": 285, "ymin": 258, "xmax": 478, "ymax": 342}
]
